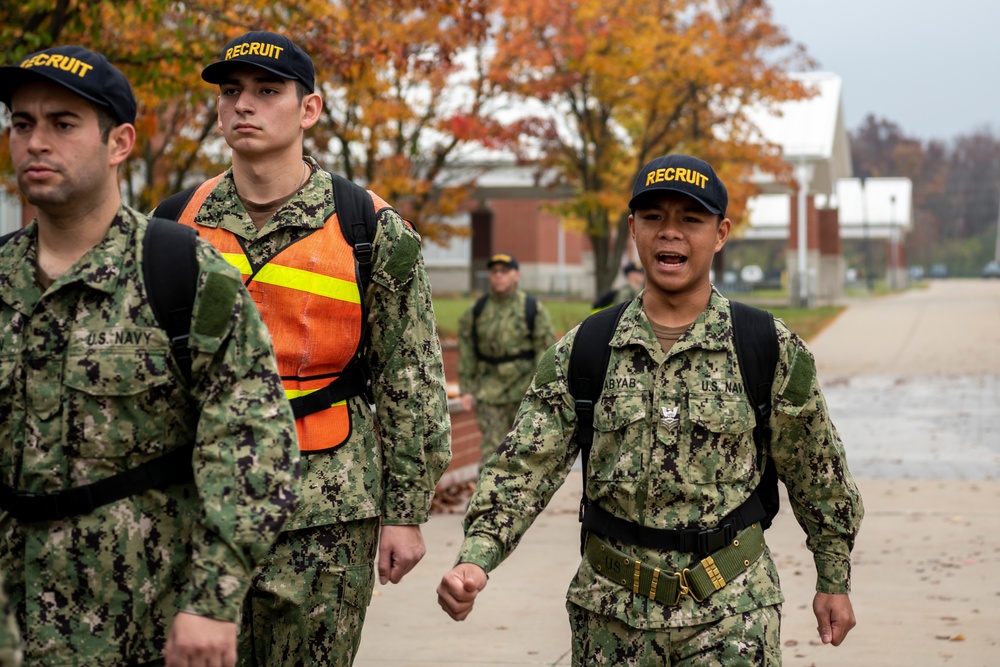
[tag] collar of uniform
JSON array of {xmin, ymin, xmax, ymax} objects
[
  {"xmin": 66, "ymin": 207, "xmax": 133, "ymax": 296},
  {"xmin": 608, "ymin": 288, "xmax": 730, "ymax": 362}
]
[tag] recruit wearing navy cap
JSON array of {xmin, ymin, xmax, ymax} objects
[
  {"xmin": 628, "ymin": 154, "xmax": 728, "ymax": 216},
  {"xmin": 0, "ymin": 45, "xmax": 137, "ymax": 125},
  {"xmin": 201, "ymin": 31, "xmax": 316, "ymax": 93}
]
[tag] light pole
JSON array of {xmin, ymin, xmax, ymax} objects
[
  {"xmin": 889, "ymin": 194, "xmax": 898, "ymax": 290},
  {"xmin": 861, "ymin": 178, "xmax": 873, "ymax": 292}
]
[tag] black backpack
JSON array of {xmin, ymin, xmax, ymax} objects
[
  {"xmin": 153, "ymin": 171, "xmax": 379, "ymax": 418},
  {"xmin": 568, "ymin": 299, "xmax": 781, "ymax": 548},
  {"xmin": 470, "ymin": 292, "xmax": 538, "ymax": 363}
]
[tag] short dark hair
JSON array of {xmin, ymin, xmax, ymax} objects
[
  {"xmin": 295, "ymin": 81, "xmax": 309, "ymax": 103},
  {"xmin": 94, "ymin": 103, "xmax": 117, "ymax": 142}
]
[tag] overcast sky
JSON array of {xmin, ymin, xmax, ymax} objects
[{"xmin": 767, "ymin": 0, "xmax": 1000, "ymax": 142}]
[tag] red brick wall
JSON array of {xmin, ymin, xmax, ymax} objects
[{"xmin": 438, "ymin": 343, "xmax": 482, "ymax": 489}]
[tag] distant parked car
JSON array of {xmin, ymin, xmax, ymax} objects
[
  {"xmin": 740, "ymin": 265, "xmax": 764, "ymax": 283},
  {"xmin": 929, "ymin": 263, "xmax": 949, "ymax": 279},
  {"xmin": 983, "ymin": 260, "xmax": 1000, "ymax": 279},
  {"xmin": 908, "ymin": 265, "xmax": 925, "ymax": 281}
]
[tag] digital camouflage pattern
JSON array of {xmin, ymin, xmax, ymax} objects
[
  {"xmin": 568, "ymin": 601, "xmax": 780, "ymax": 666},
  {"xmin": 0, "ymin": 572, "xmax": 21, "ymax": 667},
  {"xmin": 182, "ymin": 157, "xmax": 451, "ymax": 662},
  {"xmin": 458, "ymin": 290, "xmax": 863, "ymax": 631},
  {"xmin": 457, "ymin": 288, "xmax": 556, "ymax": 406},
  {"xmin": 0, "ymin": 207, "xmax": 301, "ymax": 666},
  {"xmin": 471, "ymin": 402, "xmax": 521, "ymax": 469},
  {"xmin": 238, "ymin": 519, "xmax": 377, "ymax": 667},
  {"xmin": 458, "ymin": 288, "xmax": 556, "ymax": 464}
]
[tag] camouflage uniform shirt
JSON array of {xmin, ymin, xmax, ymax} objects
[
  {"xmin": 457, "ymin": 289, "xmax": 556, "ymax": 405},
  {"xmin": 0, "ymin": 207, "xmax": 300, "ymax": 664},
  {"xmin": 187, "ymin": 158, "xmax": 451, "ymax": 530},
  {"xmin": 458, "ymin": 290, "xmax": 863, "ymax": 629}
]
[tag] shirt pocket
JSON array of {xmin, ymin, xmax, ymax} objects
[
  {"xmin": 62, "ymin": 348, "xmax": 175, "ymax": 459},
  {"xmin": 676, "ymin": 392, "xmax": 756, "ymax": 484},
  {"xmin": 590, "ymin": 391, "xmax": 647, "ymax": 484}
]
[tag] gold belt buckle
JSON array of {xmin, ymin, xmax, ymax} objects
[{"xmin": 671, "ymin": 568, "xmax": 704, "ymax": 604}]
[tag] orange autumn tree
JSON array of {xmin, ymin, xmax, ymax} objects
[
  {"xmin": 288, "ymin": 0, "xmax": 518, "ymax": 241},
  {"xmin": 2, "ymin": 1, "xmax": 511, "ymax": 243},
  {"xmin": 488, "ymin": 0, "xmax": 814, "ymax": 293}
]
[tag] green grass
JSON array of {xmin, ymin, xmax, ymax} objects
[{"xmin": 433, "ymin": 296, "xmax": 843, "ymax": 343}]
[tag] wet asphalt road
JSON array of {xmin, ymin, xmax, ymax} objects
[{"xmin": 808, "ymin": 279, "xmax": 1000, "ymax": 480}]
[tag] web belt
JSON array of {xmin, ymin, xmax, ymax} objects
[{"xmin": 585, "ymin": 523, "xmax": 766, "ymax": 606}]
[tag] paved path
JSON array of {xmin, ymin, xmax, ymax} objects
[{"xmin": 356, "ymin": 279, "xmax": 1000, "ymax": 666}]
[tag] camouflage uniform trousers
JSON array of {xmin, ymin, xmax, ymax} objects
[
  {"xmin": 567, "ymin": 601, "xmax": 781, "ymax": 666},
  {"xmin": 238, "ymin": 517, "xmax": 378, "ymax": 667},
  {"xmin": 474, "ymin": 401, "xmax": 521, "ymax": 469}
]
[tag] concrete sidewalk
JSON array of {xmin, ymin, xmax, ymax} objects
[{"xmin": 356, "ymin": 473, "xmax": 1000, "ymax": 666}]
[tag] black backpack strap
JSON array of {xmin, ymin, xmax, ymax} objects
[
  {"xmin": 143, "ymin": 217, "xmax": 200, "ymax": 384},
  {"xmin": 569, "ymin": 301, "xmax": 628, "ymax": 548},
  {"xmin": 151, "ymin": 186, "xmax": 197, "ymax": 222},
  {"xmin": 0, "ymin": 230, "xmax": 20, "ymax": 247},
  {"xmin": 730, "ymin": 300, "xmax": 780, "ymax": 529},
  {"xmin": 330, "ymin": 172, "xmax": 376, "ymax": 297},
  {"xmin": 525, "ymin": 294, "xmax": 537, "ymax": 337}
]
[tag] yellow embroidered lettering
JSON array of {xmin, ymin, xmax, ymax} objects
[
  {"xmin": 48, "ymin": 55, "xmax": 65, "ymax": 70},
  {"xmin": 76, "ymin": 62, "xmax": 93, "ymax": 77},
  {"xmin": 646, "ymin": 171, "xmax": 657, "ymax": 186},
  {"xmin": 249, "ymin": 43, "xmax": 261, "ymax": 56},
  {"xmin": 272, "ymin": 46, "xmax": 284, "ymax": 59}
]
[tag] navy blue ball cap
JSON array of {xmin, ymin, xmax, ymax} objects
[
  {"xmin": 202, "ymin": 31, "xmax": 315, "ymax": 92},
  {"xmin": 0, "ymin": 45, "xmax": 136, "ymax": 125},
  {"xmin": 487, "ymin": 253, "xmax": 519, "ymax": 270},
  {"xmin": 628, "ymin": 154, "xmax": 728, "ymax": 216},
  {"xmin": 622, "ymin": 261, "xmax": 644, "ymax": 275}
]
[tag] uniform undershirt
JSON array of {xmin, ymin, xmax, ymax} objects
[
  {"xmin": 238, "ymin": 161, "xmax": 315, "ymax": 229},
  {"xmin": 649, "ymin": 319, "xmax": 693, "ymax": 354}
]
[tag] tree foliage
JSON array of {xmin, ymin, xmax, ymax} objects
[
  {"xmin": 485, "ymin": 0, "xmax": 813, "ymax": 292},
  {"xmin": 849, "ymin": 114, "xmax": 1000, "ymax": 273},
  {"xmin": 4, "ymin": 1, "xmax": 816, "ymax": 284}
]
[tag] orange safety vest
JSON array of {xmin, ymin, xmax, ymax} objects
[{"xmin": 177, "ymin": 174, "xmax": 368, "ymax": 453}]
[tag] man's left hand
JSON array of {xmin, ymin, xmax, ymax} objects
[
  {"xmin": 813, "ymin": 592, "xmax": 856, "ymax": 646},
  {"xmin": 378, "ymin": 524, "xmax": 426, "ymax": 585}
]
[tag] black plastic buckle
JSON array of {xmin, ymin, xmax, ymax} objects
[
  {"xmin": 697, "ymin": 522, "xmax": 735, "ymax": 555},
  {"xmin": 574, "ymin": 398, "xmax": 593, "ymax": 417},
  {"xmin": 354, "ymin": 242, "xmax": 373, "ymax": 265}
]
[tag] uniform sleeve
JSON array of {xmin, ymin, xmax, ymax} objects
[
  {"xmin": 457, "ymin": 334, "xmax": 579, "ymax": 572},
  {"xmin": 457, "ymin": 305, "xmax": 477, "ymax": 396},
  {"xmin": 182, "ymin": 240, "xmax": 301, "ymax": 621},
  {"xmin": 768, "ymin": 325, "xmax": 864, "ymax": 595},
  {"xmin": 367, "ymin": 208, "xmax": 452, "ymax": 525}
]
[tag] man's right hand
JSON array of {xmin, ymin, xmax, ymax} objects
[
  {"xmin": 163, "ymin": 612, "xmax": 237, "ymax": 667},
  {"xmin": 437, "ymin": 562, "xmax": 488, "ymax": 621},
  {"xmin": 460, "ymin": 393, "xmax": 475, "ymax": 412}
]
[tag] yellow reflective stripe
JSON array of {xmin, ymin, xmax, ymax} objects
[
  {"xmin": 221, "ymin": 253, "xmax": 361, "ymax": 304},
  {"xmin": 284, "ymin": 387, "xmax": 347, "ymax": 407}
]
